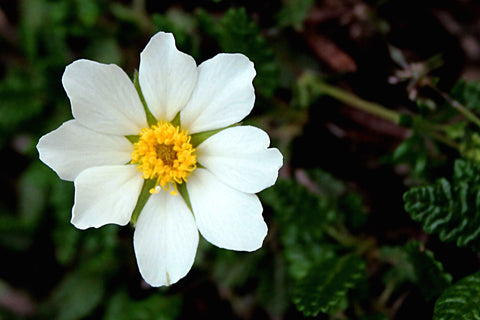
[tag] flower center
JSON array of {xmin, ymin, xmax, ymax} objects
[{"xmin": 131, "ymin": 121, "xmax": 196, "ymax": 195}]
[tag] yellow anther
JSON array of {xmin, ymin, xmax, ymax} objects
[{"xmin": 131, "ymin": 122, "xmax": 196, "ymax": 195}]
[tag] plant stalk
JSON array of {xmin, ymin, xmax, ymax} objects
[{"xmin": 315, "ymin": 82, "xmax": 401, "ymax": 124}]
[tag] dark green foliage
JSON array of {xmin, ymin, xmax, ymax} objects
[
  {"xmin": 433, "ymin": 271, "xmax": 480, "ymax": 320},
  {"xmin": 41, "ymin": 272, "xmax": 106, "ymax": 320},
  {"xmin": 197, "ymin": 7, "xmax": 279, "ymax": 98},
  {"xmin": 104, "ymin": 290, "xmax": 182, "ymax": 320},
  {"xmin": 404, "ymin": 159, "xmax": 480, "ymax": 249},
  {"xmin": 261, "ymin": 176, "xmax": 334, "ymax": 279},
  {"xmin": 450, "ymin": 80, "xmax": 480, "ymax": 112},
  {"xmin": 293, "ymin": 254, "xmax": 366, "ymax": 316},
  {"xmin": 405, "ymin": 241, "xmax": 452, "ymax": 301},
  {"xmin": 390, "ymin": 133, "xmax": 445, "ymax": 182},
  {"xmin": 276, "ymin": 0, "xmax": 314, "ymax": 31},
  {"xmin": 261, "ymin": 170, "xmax": 368, "ymax": 315}
]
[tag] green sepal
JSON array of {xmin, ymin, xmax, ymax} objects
[
  {"xmin": 170, "ymin": 112, "xmax": 181, "ymax": 127},
  {"xmin": 133, "ymin": 70, "xmax": 157, "ymax": 127},
  {"xmin": 125, "ymin": 135, "xmax": 139, "ymax": 144},
  {"xmin": 190, "ymin": 123, "xmax": 239, "ymax": 147},
  {"xmin": 130, "ymin": 179, "xmax": 156, "ymax": 225},
  {"xmin": 177, "ymin": 182, "xmax": 193, "ymax": 213}
]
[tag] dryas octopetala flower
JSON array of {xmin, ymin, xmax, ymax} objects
[{"xmin": 37, "ymin": 31, "xmax": 283, "ymax": 286}]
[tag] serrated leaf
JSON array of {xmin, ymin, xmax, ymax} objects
[
  {"xmin": 293, "ymin": 254, "xmax": 366, "ymax": 316},
  {"xmin": 404, "ymin": 159, "xmax": 480, "ymax": 248},
  {"xmin": 261, "ymin": 177, "xmax": 335, "ymax": 278},
  {"xmin": 433, "ymin": 271, "xmax": 480, "ymax": 320},
  {"xmin": 405, "ymin": 241, "xmax": 452, "ymax": 301}
]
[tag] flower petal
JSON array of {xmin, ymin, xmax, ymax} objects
[
  {"xmin": 133, "ymin": 191, "xmax": 199, "ymax": 286},
  {"xmin": 71, "ymin": 165, "xmax": 143, "ymax": 229},
  {"xmin": 187, "ymin": 168, "xmax": 267, "ymax": 251},
  {"xmin": 197, "ymin": 126, "xmax": 283, "ymax": 193},
  {"xmin": 63, "ymin": 59, "xmax": 147, "ymax": 135},
  {"xmin": 180, "ymin": 53, "xmax": 256, "ymax": 133},
  {"xmin": 37, "ymin": 120, "xmax": 133, "ymax": 181},
  {"xmin": 139, "ymin": 32, "xmax": 198, "ymax": 122}
]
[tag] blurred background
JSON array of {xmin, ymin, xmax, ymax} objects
[{"xmin": 1, "ymin": 0, "xmax": 480, "ymax": 319}]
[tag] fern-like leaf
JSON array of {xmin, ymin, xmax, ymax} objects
[
  {"xmin": 404, "ymin": 159, "xmax": 480, "ymax": 249},
  {"xmin": 433, "ymin": 271, "xmax": 480, "ymax": 320},
  {"xmin": 293, "ymin": 254, "xmax": 366, "ymax": 316}
]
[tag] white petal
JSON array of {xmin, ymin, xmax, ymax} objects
[
  {"xmin": 63, "ymin": 59, "xmax": 147, "ymax": 135},
  {"xmin": 71, "ymin": 165, "xmax": 143, "ymax": 229},
  {"xmin": 133, "ymin": 191, "xmax": 199, "ymax": 287},
  {"xmin": 139, "ymin": 32, "xmax": 198, "ymax": 122},
  {"xmin": 180, "ymin": 53, "xmax": 256, "ymax": 133},
  {"xmin": 37, "ymin": 120, "xmax": 133, "ymax": 181},
  {"xmin": 187, "ymin": 168, "xmax": 267, "ymax": 251},
  {"xmin": 197, "ymin": 126, "xmax": 283, "ymax": 193}
]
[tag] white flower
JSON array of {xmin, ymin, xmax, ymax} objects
[{"xmin": 37, "ymin": 32, "xmax": 283, "ymax": 286}]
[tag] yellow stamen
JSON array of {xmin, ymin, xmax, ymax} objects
[{"xmin": 131, "ymin": 122, "xmax": 196, "ymax": 195}]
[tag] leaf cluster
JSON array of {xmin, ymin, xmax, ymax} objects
[
  {"xmin": 399, "ymin": 78, "xmax": 480, "ymax": 319},
  {"xmin": 404, "ymin": 159, "xmax": 480, "ymax": 249},
  {"xmin": 261, "ymin": 170, "xmax": 369, "ymax": 317}
]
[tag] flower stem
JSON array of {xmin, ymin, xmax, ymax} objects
[
  {"xmin": 315, "ymin": 81, "xmax": 461, "ymax": 150},
  {"xmin": 436, "ymin": 89, "xmax": 480, "ymax": 129},
  {"xmin": 315, "ymin": 82, "xmax": 401, "ymax": 124}
]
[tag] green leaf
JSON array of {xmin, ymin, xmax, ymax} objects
[
  {"xmin": 277, "ymin": 0, "xmax": 314, "ymax": 31},
  {"xmin": 450, "ymin": 79, "xmax": 480, "ymax": 112},
  {"xmin": 262, "ymin": 170, "xmax": 368, "ymax": 279},
  {"xmin": 74, "ymin": 0, "xmax": 100, "ymax": 27},
  {"xmin": 405, "ymin": 241, "xmax": 452, "ymax": 301},
  {"xmin": 460, "ymin": 132, "xmax": 480, "ymax": 163},
  {"xmin": 261, "ymin": 177, "xmax": 335, "ymax": 279},
  {"xmin": 433, "ymin": 271, "xmax": 480, "ymax": 320},
  {"xmin": 293, "ymin": 254, "xmax": 366, "ymax": 316},
  {"xmin": 0, "ymin": 67, "xmax": 46, "ymax": 133},
  {"xmin": 377, "ymin": 246, "xmax": 415, "ymax": 288},
  {"xmin": 42, "ymin": 272, "xmax": 105, "ymax": 320},
  {"xmin": 404, "ymin": 159, "xmax": 480, "ymax": 249},
  {"xmin": 105, "ymin": 290, "xmax": 182, "ymax": 320},
  {"xmin": 390, "ymin": 133, "xmax": 445, "ymax": 182}
]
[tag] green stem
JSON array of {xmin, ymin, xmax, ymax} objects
[
  {"xmin": 412, "ymin": 117, "xmax": 461, "ymax": 149},
  {"xmin": 315, "ymin": 82, "xmax": 401, "ymax": 124},
  {"xmin": 316, "ymin": 81, "xmax": 461, "ymax": 150},
  {"xmin": 438, "ymin": 90, "xmax": 480, "ymax": 129},
  {"xmin": 323, "ymin": 224, "xmax": 357, "ymax": 247}
]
